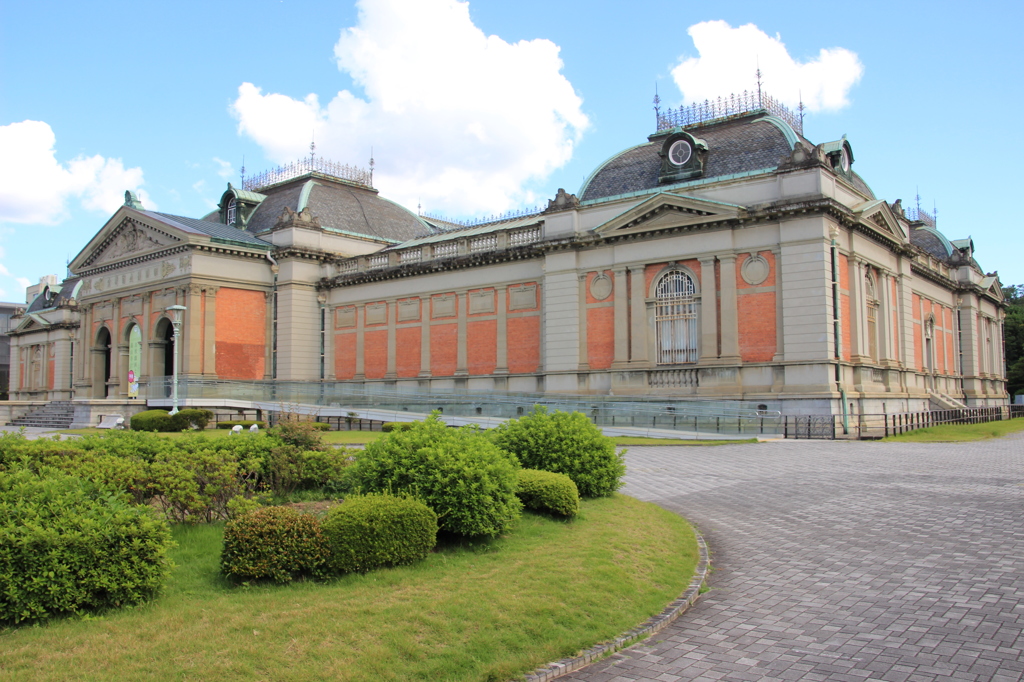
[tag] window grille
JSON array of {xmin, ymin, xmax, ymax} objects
[
  {"xmin": 509, "ymin": 227, "xmax": 541, "ymax": 246},
  {"xmin": 400, "ymin": 248, "xmax": 421, "ymax": 263},
  {"xmin": 367, "ymin": 254, "xmax": 388, "ymax": 269},
  {"xmin": 470, "ymin": 234, "xmax": 497, "ymax": 252},
  {"xmin": 655, "ymin": 271, "xmax": 699, "ymax": 364},
  {"xmin": 433, "ymin": 242, "xmax": 458, "ymax": 258}
]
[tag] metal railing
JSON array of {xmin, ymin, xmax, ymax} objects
[
  {"xmin": 657, "ymin": 90, "xmax": 803, "ymax": 135},
  {"xmin": 143, "ymin": 377, "xmax": 784, "ymax": 437},
  {"xmin": 783, "ymin": 405, "xmax": 1024, "ymax": 440}
]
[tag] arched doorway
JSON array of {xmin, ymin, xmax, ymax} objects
[{"xmin": 93, "ymin": 327, "xmax": 111, "ymax": 398}]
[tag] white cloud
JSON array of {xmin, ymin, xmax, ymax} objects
[
  {"xmin": 213, "ymin": 157, "xmax": 234, "ymax": 180},
  {"xmin": 671, "ymin": 21, "xmax": 863, "ymax": 113},
  {"xmin": 16, "ymin": 277, "xmax": 30, "ymax": 289},
  {"xmin": 231, "ymin": 0, "xmax": 588, "ymax": 215},
  {"xmin": 0, "ymin": 120, "xmax": 153, "ymax": 224}
]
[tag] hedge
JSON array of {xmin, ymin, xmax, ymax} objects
[
  {"xmin": 353, "ymin": 414, "xmax": 522, "ymax": 537},
  {"xmin": 0, "ymin": 466, "xmax": 173, "ymax": 624},
  {"xmin": 516, "ymin": 469, "xmax": 580, "ymax": 517},
  {"xmin": 130, "ymin": 409, "xmax": 213, "ymax": 432},
  {"xmin": 322, "ymin": 494, "xmax": 437, "ymax": 574},
  {"xmin": 491, "ymin": 406, "xmax": 625, "ymax": 497},
  {"xmin": 221, "ymin": 506, "xmax": 329, "ymax": 583}
]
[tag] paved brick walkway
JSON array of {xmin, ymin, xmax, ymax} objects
[{"xmin": 563, "ymin": 435, "xmax": 1024, "ymax": 682}]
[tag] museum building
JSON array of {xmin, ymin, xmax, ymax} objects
[{"xmin": 8, "ymin": 93, "xmax": 1008, "ymax": 415}]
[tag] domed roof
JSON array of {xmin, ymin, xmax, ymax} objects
[
  {"xmin": 910, "ymin": 226, "xmax": 955, "ymax": 261},
  {"xmin": 242, "ymin": 175, "xmax": 431, "ymax": 242},
  {"xmin": 580, "ymin": 115, "xmax": 796, "ymax": 202}
]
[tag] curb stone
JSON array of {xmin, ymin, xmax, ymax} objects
[{"xmin": 517, "ymin": 524, "xmax": 710, "ymax": 682}]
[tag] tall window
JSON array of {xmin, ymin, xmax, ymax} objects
[
  {"xmin": 865, "ymin": 273, "xmax": 879, "ymax": 362},
  {"xmin": 924, "ymin": 316, "xmax": 935, "ymax": 373},
  {"xmin": 655, "ymin": 271, "xmax": 698, "ymax": 364},
  {"xmin": 226, "ymin": 198, "xmax": 237, "ymax": 225}
]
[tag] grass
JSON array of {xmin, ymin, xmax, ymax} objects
[
  {"xmin": 59, "ymin": 427, "xmax": 752, "ymax": 447},
  {"xmin": 881, "ymin": 417, "xmax": 1024, "ymax": 442},
  {"xmin": 0, "ymin": 494, "xmax": 698, "ymax": 682}
]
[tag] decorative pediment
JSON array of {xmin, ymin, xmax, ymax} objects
[
  {"xmin": 852, "ymin": 200, "xmax": 907, "ymax": 242},
  {"xmin": 980, "ymin": 276, "xmax": 1004, "ymax": 301},
  {"xmin": 594, "ymin": 193, "xmax": 744, "ymax": 237},
  {"xmin": 70, "ymin": 209, "xmax": 186, "ymax": 274}
]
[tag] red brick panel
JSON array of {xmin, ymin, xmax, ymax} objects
[
  {"xmin": 215, "ymin": 288, "xmax": 266, "ymax": 379},
  {"xmin": 587, "ymin": 307, "xmax": 614, "ymax": 370},
  {"xmin": 431, "ymin": 324, "xmax": 458, "ymax": 376},
  {"xmin": 467, "ymin": 319, "xmax": 497, "ymax": 375},
  {"xmin": 396, "ymin": 327, "xmax": 421, "ymax": 378},
  {"xmin": 738, "ymin": 292, "xmax": 777, "ymax": 362},
  {"xmin": 335, "ymin": 333, "xmax": 356, "ymax": 380},
  {"xmin": 507, "ymin": 316, "xmax": 540, "ymax": 374},
  {"xmin": 840, "ymin": 293, "xmax": 852, "ymax": 361},
  {"xmin": 363, "ymin": 329, "xmax": 387, "ymax": 379}
]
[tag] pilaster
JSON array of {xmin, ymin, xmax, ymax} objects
[
  {"xmin": 718, "ymin": 255, "xmax": 740, "ymax": 361},
  {"xmin": 628, "ymin": 265, "xmax": 648, "ymax": 364},
  {"xmin": 612, "ymin": 267, "xmax": 629, "ymax": 367},
  {"xmin": 496, "ymin": 285, "xmax": 509, "ymax": 374},
  {"xmin": 455, "ymin": 292, "xmax": 467, "ymax": 376},
  {"xmin": 699, "ymin": 257, "xmax": 718, "ymax": 362}
]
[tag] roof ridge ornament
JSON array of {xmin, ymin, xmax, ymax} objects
[
  {"xmin": 655, "ymin": 89, "xmax": 803, "ymax": 136},
  {"xmin": 123, "ymin": 190, "xmax": 144, "ymax": 210}
]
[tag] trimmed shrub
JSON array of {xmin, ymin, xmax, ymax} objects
[
  {"xmin": 301, "ymin": 448, "xmax": 356, "ymax": 490},
  {"xmin": 380, "ymin": 422, "xmax": 414, "ymax": 433},
  {"xmin": 221, "ymin": 506, "xmax": 329, "ymax": 583},
  {"xmin": 322, "ymin": 494, "xmax": 437, "ymax": 574},
  {"xmin": 217, "ymin": 420, "xmax": 267, "ymax": 430},
  {"xmin": 491, "ymin": 406, "xmax": 625, "ymax": 497},
  {"xmin": 171, "ymin": 408, "xmax": 213, "ymax": 431},
  {"xmin": 353, "ymin": 414, "xmax": 521, "ymax": 537},
  {"xmin": 517, "ymin": 469, "xmax": 580, "ymax": 517},
  {"xmin": 130, "ymin": 409, "xmax": 174, "ymax": 432},
  {"xmin": 0, "ymin": 466, "xmax": 173, "ymax": 624},
  {"xmin": 149, "ymin": 447, "xmax": 251, "ymax": 523},
  {"xmin": 270, "ymin": 418, "xmax": 325, "ymax": 449}
]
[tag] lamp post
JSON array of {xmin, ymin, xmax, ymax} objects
[{"xmin": 166, "ymin": 305, "xmax": 186, "ymax": 415}]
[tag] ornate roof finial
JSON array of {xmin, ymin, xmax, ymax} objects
[
  {"xmin": 240, "ymin": 155, "xmax": 246, "ymax": 187},
  {"xmin": 417, "ymin": 199, "xmax": 422, "ymax": 215},
  {"xmin": 755, "ymin": 60, "xmax": 763, "ymax": 107},
  {"xmin": 653, "ymin": 82, "xmax": 661, "ymax": 128},
  {"xmin": 369, "ymin": 147, "xmax": 375, "ymax": 187},
  {"xmin": 310, "ymin": 132, "xmax": 316, "ymax": 164},
  {"xmin": 797, "ymin": 91, "xmax": 806, "ymax": 130}
]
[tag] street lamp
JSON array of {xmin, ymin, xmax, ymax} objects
[{"xmin": 166, "ymin": 305, "xmax": 187, "ymax": 415}]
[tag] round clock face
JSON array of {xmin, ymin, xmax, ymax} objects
[{"xmin": 668, "ymin": 139, "xmax": 692, "ymax": 166}]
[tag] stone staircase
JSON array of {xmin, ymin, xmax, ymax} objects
[
  {"xmin": 10, "ymin": 401, "xmax": 76, "ymax": 429},
  {"xmin": 928, "ymin": 391, "xmax": 968, "ymax": 411}
]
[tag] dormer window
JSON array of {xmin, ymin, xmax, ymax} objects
[
  {"xmin": 226, "ymin": 198, "xmax": 237, "ymax": 226},
  {"xmin": 655, "ymin": 131, "xmax": 707, "ymax": 184}
]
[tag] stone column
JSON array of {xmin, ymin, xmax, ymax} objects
[
  {"xmin": 847, "ymin": 258, "xmax": 865, "ymax": 361},
  {"xmin": 879, "ymin": 270, "xmax": 894, "ymax": 364},
  {"xmin": 718, "ymin": 255, "xmax": 740, "ymax": 361},
  {"xmin": 386, "ymin": 298, "xmax": 397, "ymax": 379},
  {"xmin": 699, "ymin": 257, "xmax": 718, "ymax": 362},
  {"xmin": 629, "ymin": 265, "xmax": 648, "ymax": 364},
  {"xmin": 612, "ymin": 267, "xmax": 629, "ymax": 367},
  {"xmin": 323, "ymin": 304, "xmax": 335, "ymax": 380},
  {"xmin": 264, "ymin": 291, "xmax": 274, "ymax": 379},
  {"xmin": 496, "ymin": 286, "xmax": 509, "ymax": 374},
  {"xmin": 183, "ymin": 284, "xmax": 203, "ymax": 375},
  {"xmin": 577, "ymin": 274, "xmax": 589, "ymax": 370},
  {"xmin": 203, "ymin": 287, "xmax": 218, "ymax": 376},
  {"xmin": 354, "ymin": 304, "xmax": 365, "ymax": 380},
  {"xmin": 455, "ymin": 292, "xmax": 467, "ymax": 376},
  {"xmin": 419, "ymin": 306, "xmax": 432, "ymax": 378}
]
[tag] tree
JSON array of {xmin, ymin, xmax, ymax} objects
[{"xmin": 1001, "ymin": 285, "xmax": 1024, "ymax": 396}]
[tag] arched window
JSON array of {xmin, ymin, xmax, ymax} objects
[
  {"xmin": 655, "ymin": 271, "xmax": 698, "ymax": 364},
  {"xmin": 226, "ymin": 198, "xmax": 237, "ymax": 225},
  {"xmin": 865, "ymin": 272, "xmax": 879, "ymax": 362}
]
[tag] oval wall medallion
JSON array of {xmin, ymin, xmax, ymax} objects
[
  {"xmin": 590, "ymin": 273, "xmax": 612, "ymax": 300},
  {"xmin": 741, "ymin": 255, "xmax": 770, "ymax": 286}
]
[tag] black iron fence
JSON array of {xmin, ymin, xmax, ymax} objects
[{"xmin": 784, "ymin": 405, "xmax": 1024, "ymax": 440}]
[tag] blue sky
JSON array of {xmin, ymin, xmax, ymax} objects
[{"xmin": 2, "ymin": 0, "xmax": 1022, "ymax": 303}]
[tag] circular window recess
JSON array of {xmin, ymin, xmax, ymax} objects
[
  {"xmin": 668, "ymin": 139, "xmax": 692, "ymax": 166},
  {"xmin": 590, "ymin": 273, "xmax": 612, "ymax": 301},
  {"xmin": 741, "ymin": 255, "xmax": 770, "ymax": 286}
]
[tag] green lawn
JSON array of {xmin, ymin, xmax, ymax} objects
[
  {"xmin": 881, "ymin": 417, "xmax": 1024, "ymax": 442},
  {"xmin": 0, "ymin": 494, "xmax": 698, "ymax": 682}
]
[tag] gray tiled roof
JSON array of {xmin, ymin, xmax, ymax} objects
[
  {"xmin": 245, "ymin": 177, "xmax": 431, "ymax": 242},
  {"xmin": 146, "ymin": 212, "xmax": 271, "ymax": 247},
  {"xmin": 581, "ymin": 116, "xmax": 795, "ymax": 202},
  {"xmin": 910, "ymin": 227, "xmax": 955, "ymax": 261}
]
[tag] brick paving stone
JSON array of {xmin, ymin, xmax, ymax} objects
[{"xmin": 560, "ymin": 434, "xmax": 1024, "ymax": 682}]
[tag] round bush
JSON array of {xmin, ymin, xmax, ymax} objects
[
  {"xmin": 130, "ymin": 409, "xmax": 174, "ymax": 432},
  {"xmin": 353, "ymin": 414, "xmax": 522, "ymax": 537},
  {"xmin": 221, "ymin": 506, "xmax": 329, "ymax": 583},
  {"xmin": 491, "ymin": 406, "xmax": 625, "ymax": 497},
  {"xmin": 0, "ymin": 466, "xmax": 173, "ymax": 624},
  {"xmin": 322, "ymin": 494, "xmax": 438, "ymax": 574},
  {"xmin": 517, "ymin": 469, "xmax": 580, "ymax": 517}
]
